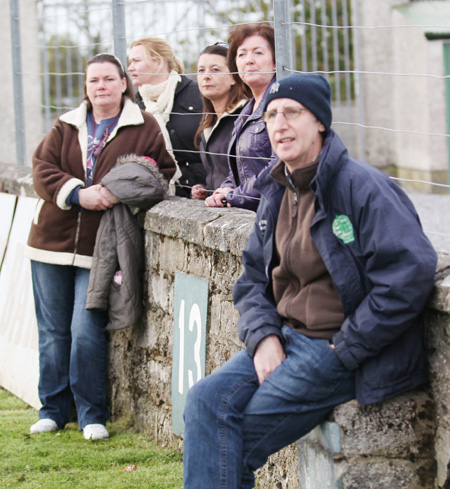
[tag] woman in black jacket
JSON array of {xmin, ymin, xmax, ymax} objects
[
  {"xmin": 191, "ymin": 43, "xmax": 249, "ymax": 200},
  {"xmin": 128, "ymin": 36, "xmax": 206, "ymax": 197}
]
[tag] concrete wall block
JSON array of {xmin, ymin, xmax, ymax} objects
[
  {"xmin": 203, "ymin": 211, "xmax": 255, "ymax": 255},
  {"xmin": 429, "ymin": 253, "xmax": 450, "ymax": 314},
  {"xmin": 184, "ymin": 242, "xmax": 215, "ymax": 279},
  {"xmin": 147, "ymin": 270, "xmax": 173, "ymax": 312},
  {"xmin": 0, "ymin": 163, "xmax": 36, "ymax": 196},
  {"xmin": 255, "ymin": 444, "xmax": 300, "ymax": 489},
  {"xmin": 297, "ymin": 423, "xmax": 340, "ymax": 489},
  {"xmin": 335, "ymin": 458, "xmax": 434, "ymax": 489},
  {"xmin": 147, "ymin": 234, "xmax": 187, "ymax": 276},
  {"xmin": 206, "ymin": 248, "xmax": 244, "ymax": 292},
  {"xmin": 298, "ymin": 411, "xmax": 435, "ymax": 488},
  {"xmin": 107, "ymin": 311, "xmax": 180, "ymax": 448},
  {"xmin": 206, "ymin": 294, "xmax": 242, "ymax": 369},
  {"xmin": 425, "ymin": 308, "xmax": 450, "ymax": 488},
  {"xmin": 331, "ymin": 392, "xmax": 434, "ymax": 458},
  {"xmin": 146, "ymin": 198, "xmax": 219, "ymax": 245}
]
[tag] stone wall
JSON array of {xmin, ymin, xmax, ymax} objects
[
  {"xmin": 107, "ymin": 196, "xmax": 450, "ymax": 489},
  {"xmin": 107, "ymin": 198, "xmax": 301, "ymax": 488},
  {"xmin": 1, "ymin": 162, "xmax": 450, "ymax": 488}
]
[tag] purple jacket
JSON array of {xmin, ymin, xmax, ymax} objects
[{"xmin": 222, "ymin": 78, "xmax": 277, "ymax": 211}]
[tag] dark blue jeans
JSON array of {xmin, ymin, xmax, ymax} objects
[
  {"xmin": 31, "ymin": 261, "xmax": 108, "ymax": 429},
  {"xmin": 183, "ymin": 326, "xmax": 356, "ymax": 489}
]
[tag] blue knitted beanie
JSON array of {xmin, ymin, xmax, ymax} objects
[{"xmin": 263, "ymin": 73, "xmax": 332, "ymax": 132}]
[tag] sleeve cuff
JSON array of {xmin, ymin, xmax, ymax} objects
[
  {"xmin": 57, "ymin": 178, "xmax": 85, "ymax": 210},
  {"xmin": 65, "ymin": 185, "xmax": 82, "ymax": 207}
]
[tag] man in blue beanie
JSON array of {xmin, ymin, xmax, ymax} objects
[{"xmin": 183, "ymin": 73, "xmax": 437, "ymax": 489}]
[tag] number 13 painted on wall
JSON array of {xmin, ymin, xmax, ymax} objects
[{"xmin": 172, "ymin": 273, "xmax": 208, "ymax": 437}]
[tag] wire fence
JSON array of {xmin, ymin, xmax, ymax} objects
[{"xmin": 4, "ymin": 0, "xmax": 450, "ymax": 248}]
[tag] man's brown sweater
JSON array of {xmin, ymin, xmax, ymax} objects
[{"xmin": 271, "ymin": 159, "xmax": 344, "ymax": 339}]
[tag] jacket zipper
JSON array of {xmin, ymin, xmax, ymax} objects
[
  {"xmin": 283, "ymin": 169, "xmax": 302, "ymax": 318},
  {"xmin": 72, "ymin": 210, "xmax": 83, "ymax": 265}
]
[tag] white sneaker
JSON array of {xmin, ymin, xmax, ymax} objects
[
  {"xmin": 83, "ymin": 423, "xmax": 109, "ymax": 441},
  {"xmin": 30, "ymin": 418, "xmax": 58, "ymax": 434}
]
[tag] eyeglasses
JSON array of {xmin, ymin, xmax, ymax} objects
[{"xmin": 262, "ymin": 107, "xmax": 307, "ymax": 124}]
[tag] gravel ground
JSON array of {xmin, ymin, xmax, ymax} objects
[{"xmin": 406, "ymin": 190, "xmax": 450, "ymax": 254}]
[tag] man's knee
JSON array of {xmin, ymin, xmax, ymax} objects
[{"xmin": 184, "ymin": 376, "xmax": 217, "ymax": 423}]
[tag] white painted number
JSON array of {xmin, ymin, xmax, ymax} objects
[
  {"xmin": 177, "ymin": 300, "xmax": 202, "ymax": 395},
  {"xmin": 188, "ymin": 303, "xmax": 202, "ymax": 389}
]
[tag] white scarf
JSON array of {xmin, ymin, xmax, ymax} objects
[{"xmin": 138, "ymin": 71, "xmax": 182, "ymax": 192}]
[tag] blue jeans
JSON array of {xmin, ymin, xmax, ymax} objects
[
  {"xmin": 183, "ymin": 326, "xmax": 356, "ymax": 489},
  {"xmin": 31, "ymin": 261, "xmax": 108, "ymax": 429}
]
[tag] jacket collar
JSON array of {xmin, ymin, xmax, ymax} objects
[
  {"xmin": 203, "ymin": 99, "xmax": 248, "ymax": 140},
  {"xmin": 60, "ymin": 98, "xmax": 144, "ymax": 131},
  {"xmin": 310, "ymin": 130, "xmax": 348, "ymax": 209},
  {"xmin": 255, "ymin": 130, "xmax": 349, "ymax": 214},
  {"xmin": 254, "ymin": 160, "xmax": 285, "ymax": 216},
  {"xmin": 174, "ymin": 75, "xmax": 189, "ymax": 95},
  {"xmin": 239, "ymin": 76, "xmax": 277, "ymax": 125}
]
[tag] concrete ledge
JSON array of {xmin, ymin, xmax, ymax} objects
[
  {"xmin": 297, "ymin": 390, "xmax": 435, "ymax": 488},
  {"xmin": 0, "ymin": 162, "xmax": 36, "ymax": 197},
  {"xmin": 146, "ymin": 197, "xmax": 255, "ymax": 254}
]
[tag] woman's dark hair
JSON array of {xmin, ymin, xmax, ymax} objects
[
  {"xmin": 227, "ymin": 23, "xmax": 275, "ymax": 87},
  {"xmin": 83, "ymin": 53, "xmax": 136, "ymax": 111},
  {"xmin": 194, "ymin": 44, "xmax": 250, "ymax": 148}
]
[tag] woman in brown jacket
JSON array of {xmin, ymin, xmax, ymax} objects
[{"xmin": 26, "ymin": 53, "xmax": 175, "ymax": 441}]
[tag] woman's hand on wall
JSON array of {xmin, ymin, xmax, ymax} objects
[
  {"xmin": 205, "ymin": 187, "xmax": 233, "ymax": 207},
  {"xmin": 191, "ymin": 184, "xmax": 208, "ymax": 200}
]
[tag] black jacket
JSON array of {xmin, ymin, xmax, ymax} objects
[
  {"xmin": 137, "ymin": 76, "xmax": 205, "ymax": 198},
  {"xmin": 199, "ymin": 101, "xmax": 246, "ymax": 192}
]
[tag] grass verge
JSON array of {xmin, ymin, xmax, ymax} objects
[{"xmin": 0, "ymin": 388, "xmax": 183, "ymax": 489}]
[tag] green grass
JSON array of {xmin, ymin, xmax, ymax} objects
[{"xmin": 0, "ymin": 388, "xmax": 183, "ymax": 488}]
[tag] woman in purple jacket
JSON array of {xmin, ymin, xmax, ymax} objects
[{"xmin": 205, "ymin": 23, "xmax": 277, "ymax": 211}]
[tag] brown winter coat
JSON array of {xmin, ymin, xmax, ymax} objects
[{"xmin": 26, "ymin": 98, "xmax": 175, "ymax": 268}]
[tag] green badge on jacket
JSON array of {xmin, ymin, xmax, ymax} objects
[{"xmin": 332, "ymin": 215, "xmax": 355, "ymax": 244}]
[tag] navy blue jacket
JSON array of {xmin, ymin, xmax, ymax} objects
[{"xmin": 233, "ymin": 130, "xmax": 437, "ymax": 404}]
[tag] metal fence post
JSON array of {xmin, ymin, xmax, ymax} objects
[
  {"xmin": 273, "ymin": 0, "xmax": 295, "ymax": 80},
  {"xmin": 111, "ymin": 0, "xmax": 127, "ymax": 69},
  {"xmin": 9, "ymin": 0, "xmax": 26, "ymax": 165},
  {"xmin": 352, "ymin": 0, "xmax": 366, "ymax": 160}
]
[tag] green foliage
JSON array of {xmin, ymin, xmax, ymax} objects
[{"xmin": 0, "ymin": 388, "xmax": 183, "ymax": 489}]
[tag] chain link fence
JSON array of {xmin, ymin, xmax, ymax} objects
[{"xmin": 32, "ymin": 0, "xmax": 358, "ymax": 144}]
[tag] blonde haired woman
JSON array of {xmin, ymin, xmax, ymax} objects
[{"xmin": 129, "ymin": 37, "xmax": 206, "ymax": 197}]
